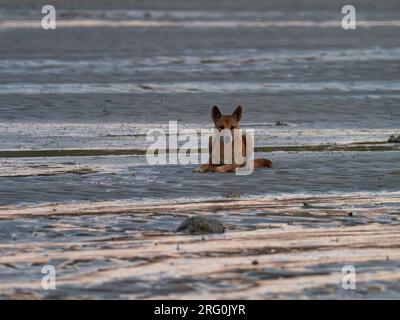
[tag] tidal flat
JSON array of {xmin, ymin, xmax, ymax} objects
[{"xmin": 0, "ymin": 0, "xmax": 399, "ymax": 299}]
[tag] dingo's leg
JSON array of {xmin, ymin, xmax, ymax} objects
[
  {"xmin": 215, "ymin": 164, "xmax": 241, "ymax": 173},
  {"xmin": 193, "ymin": 163, "xmax": 215, "ymax": 173}
]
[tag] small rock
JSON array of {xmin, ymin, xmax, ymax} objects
[
  {"xmin": 143, "ymin": 12, "xmax": 152, "ymax": 18},
  {"xmin": 275, "ymin": 121, "xmax": 288, "ymax": 126},
  {"xmin": 176, "ymin": 216, "xmax": 225, "ymax": 234},
  {"xmin": 388, "ymin": 134, "xmax": 400, "ymax": 143},
  {"xmin": 347, "ymin": 212, "xmax": 353, "ymax": 217},
  {"xmin": 303, "ymin": 202, "xmax": 312, "ymax": 208},
  {"xmin": 251, "ymin": 260, "xmax": 259, "ymax": 265},
  {"xmin": 223, "ymin": 191, "xmax": 240, "ymax": 198}
]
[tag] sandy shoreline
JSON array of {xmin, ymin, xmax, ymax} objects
[
  {"xmin": 2, "ymin": 191, "xmax": 400, "ymax": 218},
  {"xmin": 0, "ymin": 193, "xmax": 399, "ymax": 299}
]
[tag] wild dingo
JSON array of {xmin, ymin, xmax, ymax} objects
[{"xmin": 193, "ymin": 105, "xmax": 272, "ymax": 173}]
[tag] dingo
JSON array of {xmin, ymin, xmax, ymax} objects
[{"xmin": 193, "ymin": 105, "xmax": 272, "ymax": 173}]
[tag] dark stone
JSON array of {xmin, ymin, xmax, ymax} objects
[
  {"xmin": 176, "ymin": 216, "xmax": 225, "ymax": 234},
  {"xmin": 223, "ymin": 191, "xmax": 240, "ymax": 198},
  {"xmin": 303, "ymin": 202, "xmax": 312, "ymax": 208},
  {"xmin": 388, "ymin": 135, "xmax": 400, "ymax": 143}
]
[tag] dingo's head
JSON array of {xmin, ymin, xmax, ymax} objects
[{"xmin": 211, "ymin": 105, "xmax": 242, "ymax": 132}]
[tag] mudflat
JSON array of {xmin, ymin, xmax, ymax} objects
[{"xmin": 0, "ymin": 0, "xmax": 399, "ymax": 299}]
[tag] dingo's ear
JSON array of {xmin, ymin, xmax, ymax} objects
[
  {"xmin": 212, "ymin": 105, "xmax": 222, "ymax": 122},
  {"xmin": 232, "ymin": 105, "xmax": 242, "ymax": 121}
]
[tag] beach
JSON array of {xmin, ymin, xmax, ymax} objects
[{"xmin": 0, "ymin": 0, "xmax": 399, "ymax": 299}]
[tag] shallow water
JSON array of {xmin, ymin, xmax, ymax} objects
[
  {"xmin": 0, "ymin": 0, "xmax": 399, "ymax": 299},
  {"xmin": 1, "ymin": 151, "xmax": 400, "ymax": 206}
]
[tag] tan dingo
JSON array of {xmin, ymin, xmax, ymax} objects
[{"xmin": 193, "ymin": 105, "xmax": 272, "ymax": 173}]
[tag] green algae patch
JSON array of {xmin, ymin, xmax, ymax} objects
[
  {"xmin": 255, "ymin": 144, "xmax": 399, "ymax": 153},
  {"xmin": 0, "ymin": 142, "xmax": 398, "ymax": 159},
  {"xmin": 1, "ymin": 167, "xmax": 100, "ymax": 178},
  {"xmin": 0, "ymin": 149, "xmax": 146, "ymax": 158}
]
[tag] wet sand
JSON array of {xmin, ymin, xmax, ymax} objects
[
  {"xmin": 1, "ymin": 149, "xmax": 399, "ymax": 299},
  {"xmin": 1, "ymin": 194, "xmax": 400, "ymax": 299},
  {"xmin": 0, "ymin": 0, "xmax": 399, "ymax": 299}
]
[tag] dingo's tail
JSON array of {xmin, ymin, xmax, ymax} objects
[{"xmin": 253, "ymin": 158, "xmax": 272, "ymax": 168}]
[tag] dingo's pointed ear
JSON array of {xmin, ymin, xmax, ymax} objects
[
  {"xmin": 212, "ymin": 105, "xmax": 221, "ymax": 122},
  {"xmin": 232, "ymin": 105, "xmax": 242, "ymax": 121}
]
